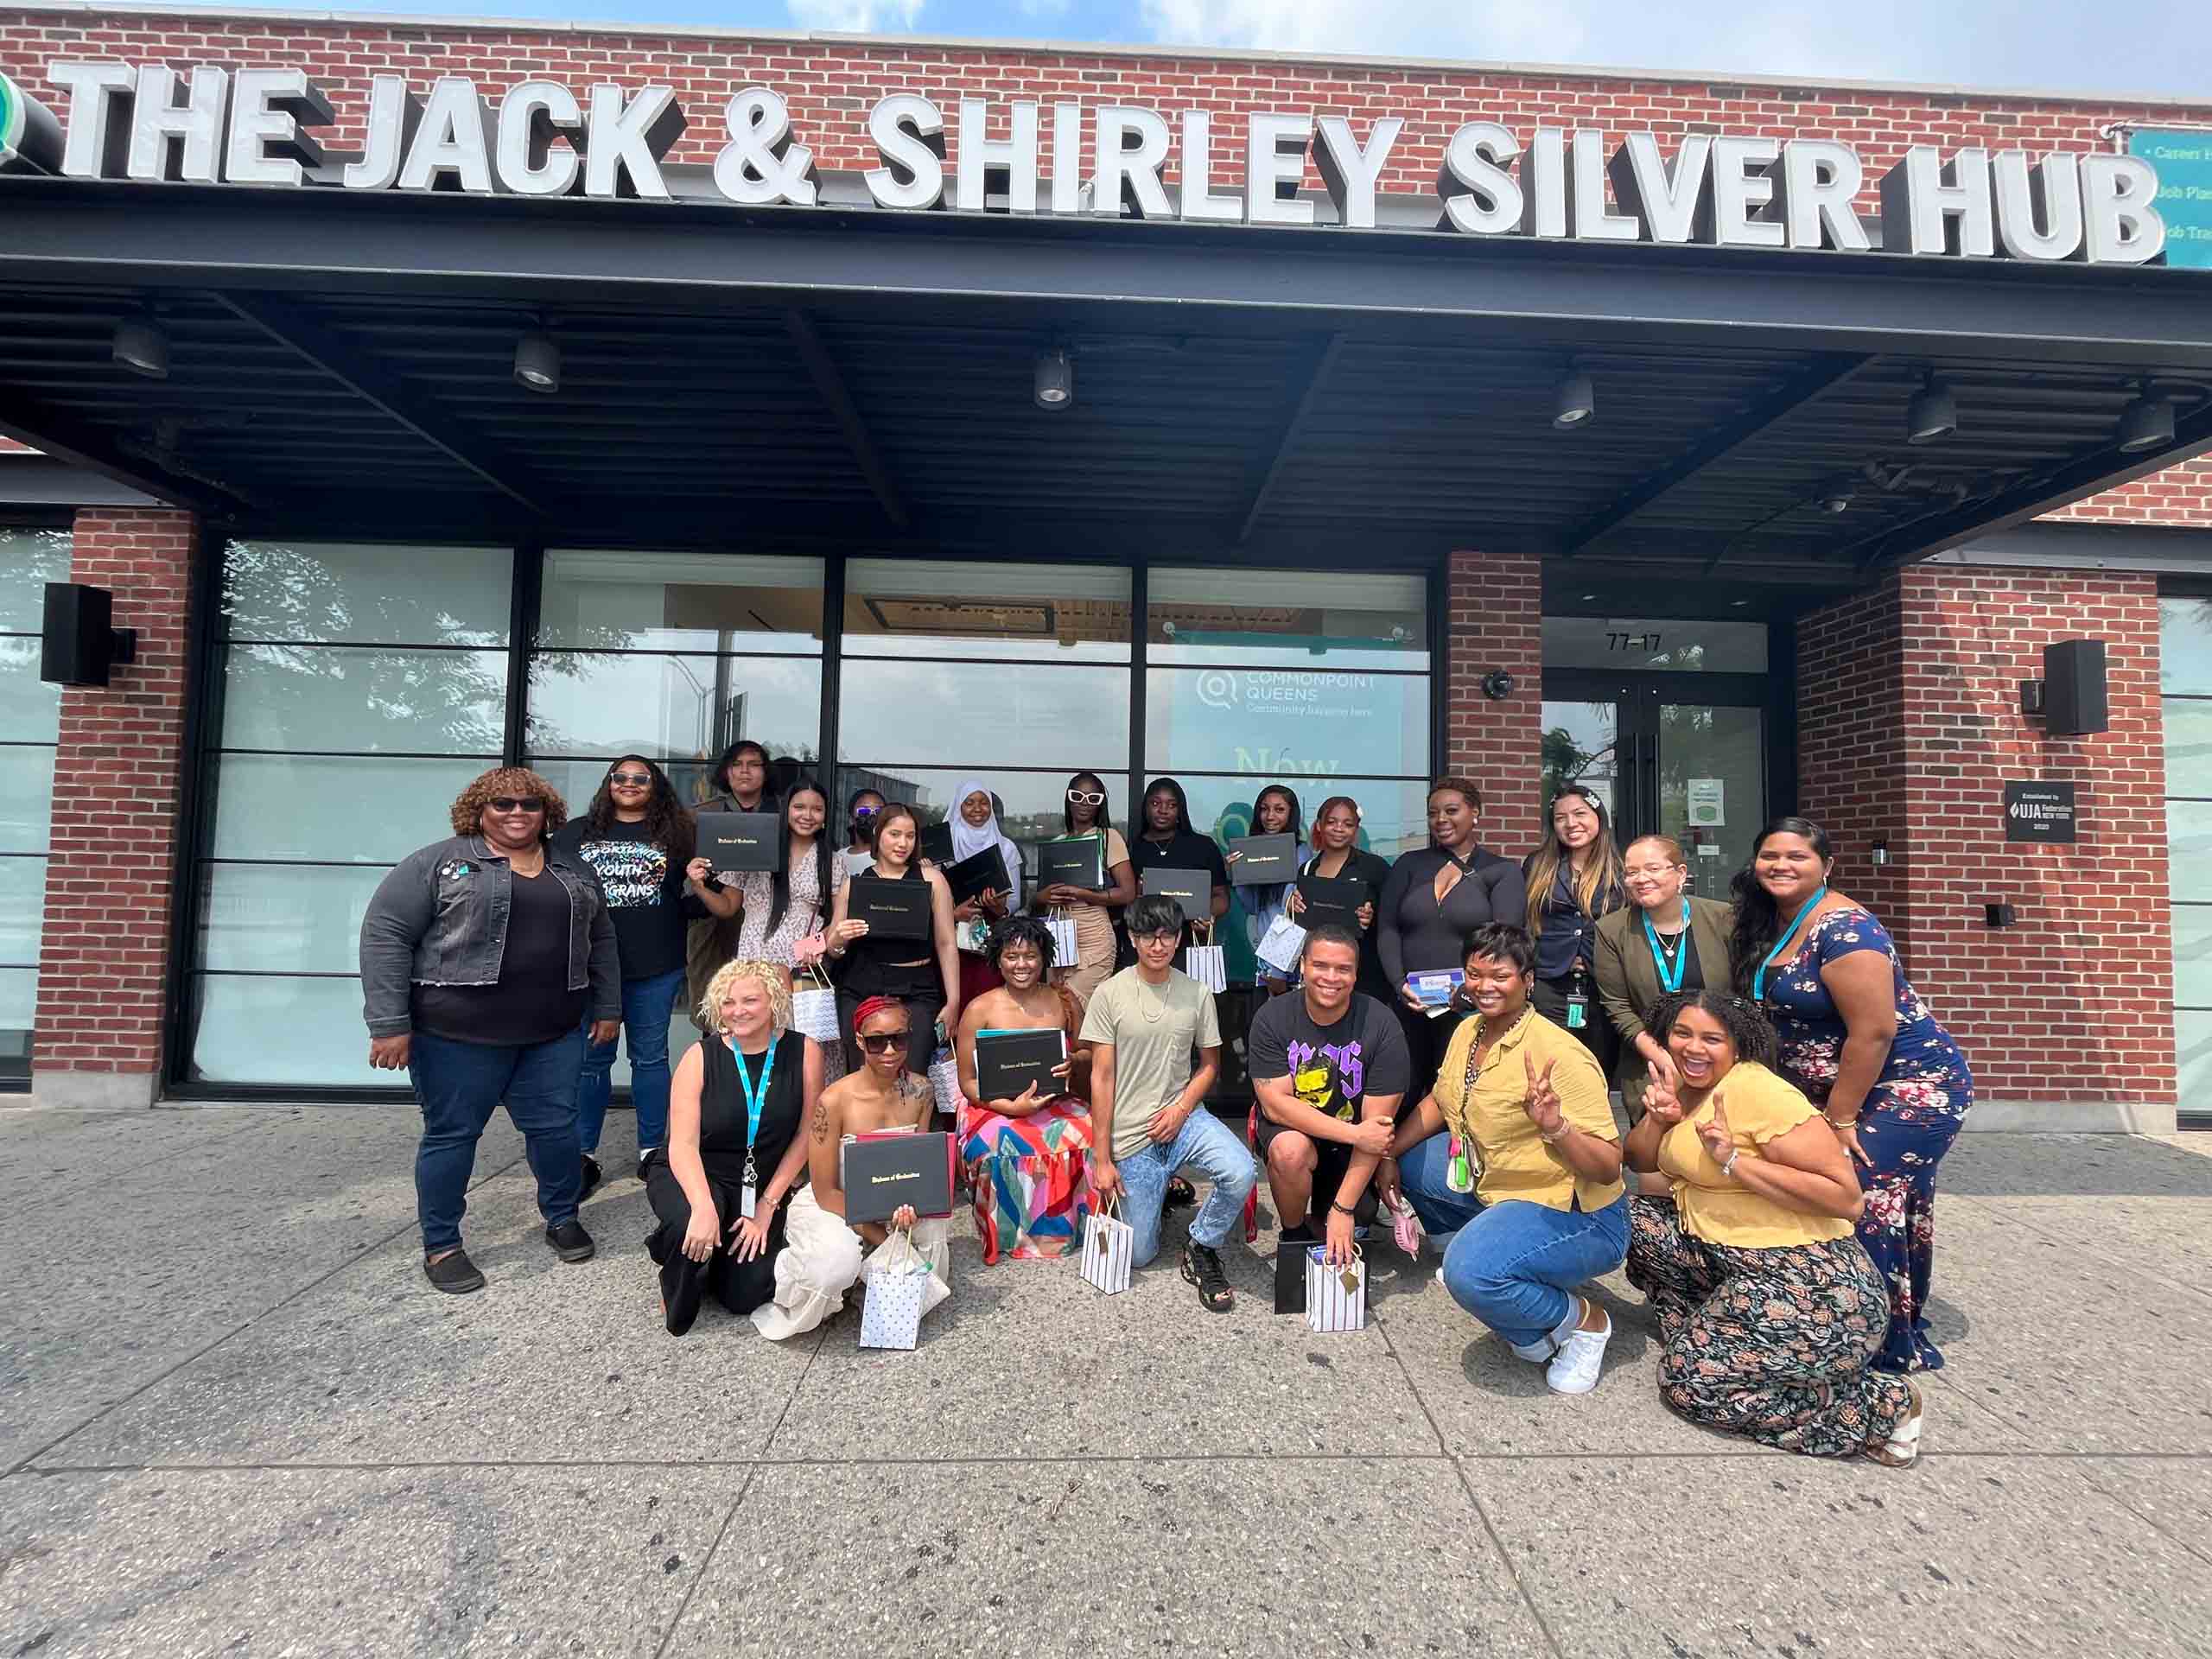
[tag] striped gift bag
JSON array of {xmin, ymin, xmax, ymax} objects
[
  {"xmin": 1079, "ymin": 1199, "xmax": 1133, "ymax": 1294},
  {"xmin": 1305, "ymin": 1245, "xmax": 1366, "ymax": 1333}
]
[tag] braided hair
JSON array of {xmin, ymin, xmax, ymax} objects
[{"xmin": 1647, "ymin": 988, "xmax": 1780, "ymax": 1072}]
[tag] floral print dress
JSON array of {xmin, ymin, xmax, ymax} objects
[{"xmin": 1763, "ymin": 906, "xmax": 1973, "ymax": 1373}]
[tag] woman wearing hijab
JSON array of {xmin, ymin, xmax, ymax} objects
[{"xmin": 948, "ymin": 778, "xmax": 1024, "ymax": 1007}]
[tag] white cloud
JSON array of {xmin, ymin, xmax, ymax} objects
[
  {"xmin": 786, "ymin": 0, "xmax": 924, "ymax": 30},
  {"xmin": 1137, "ymin": 0, "xmax": 1585, "ymax": 65}
]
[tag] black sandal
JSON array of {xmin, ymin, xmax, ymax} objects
[{"xmin": 1164, "ymin": 1177, "xmax": 1198, "ymax": 1211}]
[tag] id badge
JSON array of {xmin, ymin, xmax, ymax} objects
[
  {"xmin": 1565, "ymin": 994, "xmax": 1589, "ymax": 1031},
  {"xmin": 741, "ymin": 1185, "xmax": 757, "ymax": 1221},
  {"xmin": 1445, "ymin": 1135, "xmax": 1474, "ymax": 1194}
]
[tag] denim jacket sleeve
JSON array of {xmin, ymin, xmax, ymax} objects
[
  {"xmin": 586, "ymin": 895, "xmax": 621, "ymax": 1024},
  {"xmin": 360, "ymin": 843, "xmax": 438, "ymax": 1038}
]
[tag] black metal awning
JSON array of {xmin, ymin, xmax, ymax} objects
[{"xmin": 2, "ymin": 175, "xmax": 2209, "ymax": 589}]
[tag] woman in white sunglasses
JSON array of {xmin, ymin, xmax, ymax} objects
[{"xmin": 1037, "ymin": 770, "xmax": 1136, "ymax": 1014}]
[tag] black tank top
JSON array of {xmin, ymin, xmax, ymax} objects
[
  {"xmin": 698, "ymin": 1028, "xmax": 806, "ymax": 1195},
  {"xmin": 842, "ymin": 862, "xmax": 939, "ymax": 997}
]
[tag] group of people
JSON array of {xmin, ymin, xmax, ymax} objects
[{"xmin": 359, "ymin": 755, "xmax": 1972, "ymax": 1467}]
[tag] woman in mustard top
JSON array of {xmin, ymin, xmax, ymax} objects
[
  {"xmin": 1383, "ymin": 924, "xmax": 1628, "ymax": 1397},
  {"xmin": 1623, "ymin": 988, "xmax": 1924, "ymax": 1465}
]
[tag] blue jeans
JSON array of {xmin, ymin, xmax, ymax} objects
[
  {"xmin": 1116, "ymin": 1109, "xmax": 1257, "ymax": 1268},
  {"xmin": 410, "ymin": 1027, "xmax": 587, "ymax": 1254},
  {"xmin": 1440, "ymin": 1193, "xmax": 1630, "ymax": 1351},
  {"xmin": 1397, "ymin": 1128, "xmax": 1484, "ymax": 1242},
  {"xmin": 575, "ymin": 966, "xmax": 685, "ymax": 1157}
]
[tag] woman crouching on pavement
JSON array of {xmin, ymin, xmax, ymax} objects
[{"xmin": 1623, "ymin": 988, "xmax": 1925, "ymax": 1465}]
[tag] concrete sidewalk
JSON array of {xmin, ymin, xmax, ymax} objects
[{"xmin": 2, "ymin": 1103, "xmax": 2209, "ymax": 1656}]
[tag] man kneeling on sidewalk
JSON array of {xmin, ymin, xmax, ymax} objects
[
  {"xmin": 751, "ymin": 995, "xmax": 952, "ymax": 1339},
  {"xmin": 1083, "ymin": 894, "xmax": 1253, "ymax": 1312}
]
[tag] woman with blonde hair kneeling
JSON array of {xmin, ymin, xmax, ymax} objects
[
  {"xmin": 648, "ymin": 959, "xmax": 820, "ymax": 1336},
  {"xmin": 1623, "ymin": 989, "xmax": 1925, "ymax": 1465}
]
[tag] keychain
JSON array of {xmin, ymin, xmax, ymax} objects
[{"xmin": 1446, "ymin": 1135, "xmax": 1475, "ymax": 1193}]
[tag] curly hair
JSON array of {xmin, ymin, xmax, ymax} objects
[
  {"xmin": 449, "ymin": 766, "xmax": 567, "ymax": 841},
  {"xmin": 985, "ymin": 912, "xmax": 1057, "ymax": 972},
  {"xmin": 1647, "ymin": 988, "xmax": 1780, "ymax": 1071},
  {"xmin": 583, "ymin": 755, "xmax": 695, "ymax": 867},
  {"xmin": 696, "ymin": 957, "xmax": 794, "ymax": 1038},
  {"xmin": 1428, "ymin": 775, "xmax": 1483, "ymax": 811}
]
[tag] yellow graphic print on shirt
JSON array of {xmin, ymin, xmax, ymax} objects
[{"xmin": 1294, "ymin": 1064, "xmax": 1348, "ymax": 1120}]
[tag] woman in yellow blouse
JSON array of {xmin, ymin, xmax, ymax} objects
[
  {"xmin": 1382, "ymin": 923, "xmax": 1628, "ymax": 1396},
  {"xmin": 1623, "ymin": 988, "xmax": 1924, "ymax": 1465}
]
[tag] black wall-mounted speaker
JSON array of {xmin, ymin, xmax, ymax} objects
[
  {"xmin": 2042, "ymin": 639, "xmax": 2108, "ymax": 736},
  {"xmin": 40, "ymin": 583, "xmax": 136, "ymax": 687}
]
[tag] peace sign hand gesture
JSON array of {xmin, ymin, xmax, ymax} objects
[
  {"xmin": 1523, "ymin": 1054, "xmax": 1567, "ymax": 1142},
  {"xmin": 1643, "ymin": 1062, "xmax": 1686, "ymax": 1127},
  {"xmin": 1694, "ymin": 1093, "xmax": 1736, "ymax": 1167}
]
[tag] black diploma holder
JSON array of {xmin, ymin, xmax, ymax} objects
[
  {"xmin": 917, "ymin": 818, "xmax": 957, "ymax": 866},
  {"xmin": 840, "ymin": 1128, "xmax": 957, "ymax": 1223},
  {"xmin": 694, "ymin": 810, "xmax": 781, "ymax": 874},
  {"xmin": 1294, "ymin": 873, "xmax": 1370, "ymax": 933},
  {"xmin": 1036, "ymin": 834, "xmax": 1105, "ymax": 891},
  {"xmin": 974, "ymin": 1027, "xmax": 1068, "ymax": 1102},
  {"xmin": 848, "ymin": 873, "xmax": 932, "ymax": 941},
  {"xmin": 1141, "ymin": 867, "xmax": 1212, "ymax": 927},
  {"xmin": 1228, "ymin": 834, "xmax": 1298, "ymax": 887},
  {"xmin": 945, "ymin": 845, "xmax": 1012, "ymax": 906}
]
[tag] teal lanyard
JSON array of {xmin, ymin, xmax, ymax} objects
[
  {"xmin": 1642, "ymin": 901, "xmax": 1692, "ymax": 995},
  {"xmin": 1751, "ymin": 888, "xmax": 1827, "ymax": 1003},
  {"xmin": 728, "ymin": 1037, "xmax": 778, "ymax": 1168}
]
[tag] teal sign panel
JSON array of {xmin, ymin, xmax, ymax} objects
[{"xmin": 2130, "ymin": 129, "xmax": 2212, "ymax": 269}]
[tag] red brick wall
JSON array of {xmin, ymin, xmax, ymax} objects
[
  {"xmin": 33, "ymin": 506, "xmax": 198, "ymax": 1093},
  {"xmin": 1798, "ymin": 566, "xmax": 2173, "ymax": 1106},
  {"xmin": 0, "ymin": 8, "xmax": 2205, "ymax": 525},
  {"xmin": 1445, "ymin": 549, "xmax": 1543, "ymax": 859}
]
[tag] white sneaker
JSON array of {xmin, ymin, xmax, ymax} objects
[{"xmin": 1545, "ymin": 1313, "xmax": 1612, "ymax": 1395}]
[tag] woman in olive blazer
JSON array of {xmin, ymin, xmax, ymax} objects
[{"xmin": 1592, "ymin": 834, "xmax": 1735, "ymax": 1118}]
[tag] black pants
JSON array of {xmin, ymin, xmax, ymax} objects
[
  {"xmin": 837, "ymin": 986, "xmax": 943, "ymax": 1077},
  {"xmin": 1530, "ymin": 973, "xmax": 1619, "ymax": 1081},
  {"xmin": 644, "ymin": 1158, "xmax": 784, "ymax": 1331}
]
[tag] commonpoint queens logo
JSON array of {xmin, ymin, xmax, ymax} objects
[{"xmin": 0, "ymin": 71, "xmax": 63, "ymax": 173}]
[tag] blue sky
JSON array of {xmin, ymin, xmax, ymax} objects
[{"xmin": 371, "ymin": 0, "xmax": 2211, "ymax": 99}]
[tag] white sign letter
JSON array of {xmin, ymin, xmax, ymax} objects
[
  {"xmin": 495, "ymin": 80, "xmax": 582, "ymax": 197},
  {"xmin": 585, "ymin": 83, "xmax": 684, "ymax": 200},
  {"xmin": 342, "ymin": 75, "xmax": 421, "ymax": 190},
  {"xmin": 715, "ymin": 87, "xmax": 818, "ymax": 207},
  {"xmin": 1608, "ymin": 132, "xmax": 1710, "ymax": 245},
  {"xmin": 1993, "ymin": 151, "xmax": 2083, "ymax": 261},
  {"xmin": 1315, "ymin": 114, "xmax": 1401, "ymax": 230},
  {"xmin": 125, "ymin": 64, "xmax": 229, "ymax": 183},
  {"xmin": 1878, "ymin": 146, "xmax": 1994, "ymax": 257},
  {"xmin": 1569, "ymin": 127, "xmax": 1639, "ymax": 241},
  {"xmin": 50, "ymin": 60, "xmax": 136, "ymax": 178},
  {"xmin": 1773, "ymin": 138, "xmax": 1869, "ymax": 251},
  {"xmin": 1438, "ymin": 121, "xmax": 1522, "ymax": 235},
  {"xmin": 956, "ymin": 99, "xmax": 1039, "ymax": 213},
  {"xmin": 1179, "ymin": 110, "xmax": 1240, "ymax": 221},
  {"xmin": 397, "ymin": 76, "xmax": 499, "ymax": 194},
  {"xmin": 1700, "ymin": 135, "xmax": 1784, "ymax": 248},
  {"xmin": 1244, "ymin": 111, "xmax": 1312, "ymax": 226},
  {"xmin": 224, "ymin": 67, "xmax": 332, "ymax": 187},
  {"xmin": 2081, "ymin": 153, "xmax": 2165, "ymax": 264},
  {"xmin": 1096, "ymin": 105, "xmax": 1172, "ymax": 219},
  {"xmin": 865, "ymin": 93, "xmax": 945, "ymax": 210}
]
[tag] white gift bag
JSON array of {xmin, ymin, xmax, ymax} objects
[
  {"xmin": 790, "ymin": 968, "xmax": 842, "ymax": 1047},
  {"xmin": 1185, "ymin": 944, "xmax": 1228, "ymax": 994},
  {"xmin": 1079, "ymin": 1199, "xmax": 1134, "ymax": 1295},
  {"xmin": 1255, "ymin": 914, "xmax": 1306, "ymax": 976},
  {"xmin": 1045, "ymin": 912, "xmax": 1080, "ymax": 971},
  {"xmin": 927, "ymin": 1044, "xmax": 964, "ymax": 1116},
  {"xmin": 860, "ymin": 1229, "xmax": 932, "ymax": 1351},
  {"xmin": 1305, "ymin": 1245, "xmax": 1366, "ymax": 1333}
]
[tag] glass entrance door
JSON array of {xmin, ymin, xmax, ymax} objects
[{"xmin": 1542, "ymin": 672, "xmax": 1769, "ymax": 895}]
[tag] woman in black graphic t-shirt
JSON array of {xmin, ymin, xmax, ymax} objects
[{"xmin": 553, "ymin": 755, "xmax": 733, "ymax": 1196}]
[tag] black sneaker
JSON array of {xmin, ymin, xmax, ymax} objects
[
  {"xmin": 637, "ymin": 1149, "xmax": 658, "ymax": 1182},
  {"xmin": 424, "ymin": 1249, "xmax": 485, "ymax": 1294},
  {"xmin": 578, "ymin": 1154, "xmax": 603, "ymax": 1203},
  {"xmin": 544, "ymin": 1219, "xmax": 596, "ymax": 1262},
  {"xmin": 1280, "ymin": 1221, "xmax": 1318, "ymax": 1244},
  {"xmin": 1180, "ymin": 1240, "xmax": 1235, "ymax": 1313}
]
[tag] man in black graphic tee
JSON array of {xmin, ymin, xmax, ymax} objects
[{"xmin": 1248, "ymin": 925, "xmax": 1410, "ymax": 1262}]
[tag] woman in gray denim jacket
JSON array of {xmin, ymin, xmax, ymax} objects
[{"xmin": 360, "ymin": 766, "xmax": 620, "ymax": 1295}]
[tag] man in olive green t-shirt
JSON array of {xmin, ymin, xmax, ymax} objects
[{"xmin": 1080, "ymin": 894, "xmax": 1252, "ymax": 1312}]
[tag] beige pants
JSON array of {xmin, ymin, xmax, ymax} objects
[{"xmin": 751, "ymin": 1185, "xmax": 953, "ymax": 1341}]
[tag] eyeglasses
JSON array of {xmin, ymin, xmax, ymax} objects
[
  {"xmin": 607, "ymin": 772, "xmax": 652, "ymax": 787},
  {"xmin": 488, "ymin": 798, "xmax": 546, "ymax": 813},
  {"xmin": 1066, "ymin": 790, "xmax": 1106, "ymax": 807},
  {"xmin": 1135, "ymin": 930, "xmax": 1180, "ymax": 947},
  {"xmin": 858, "ymin": 1031, "xmax": 912, "ymax": 1054}
]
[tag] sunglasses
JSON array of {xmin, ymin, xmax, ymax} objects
[
  {"xmin": 607, "ymin": 771, "xmax": 653, "ymax": 787},
  {"xmin": 1066, "ymin": 791, "xmax": 1106, "ymax": 806},
  {"xmin": 854, "ymin": 804, "xmax": 880, "ymax": 817},
  {"xmin": 858, "ymin": 1031, "xmax": 912, "ymax": 1054},
  {"xmin": 488, "ymin": 797, "xmax": 545, "ymax": 813}
]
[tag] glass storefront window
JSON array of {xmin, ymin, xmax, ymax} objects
[
  {"xmin": 1148, "ymin": 568, "xmax": 1426, "ymax": 671},
  {"xmin": 1144, "ymin": 666, "xmax": 1427, "ymax": 777},
  {"xmin": 528, "ymin": 652, "xmax": 823, "ymax": 772},
  {"xmin": 224, "ymin": 541, "xmax": 512, "ymax": 646},
  {"xmin": 222, "ymin": 644, "xmax": 510, "ymax": 754},
  {"xmin": 845, "ymin": 559, "xmax": 1132, "ymax": 662},
  {"xmin": 1541, "ymin": 616, "xmax": 1769, "ymax": 673},
  {"xmin": 840, "ymin": 659, "xmax": 1131, "ymax": 770},
  {"xmin": 538, "ymin": 550, "xmax": 823, "ymax": 654},
  {"xmin": 2162, "ymin": 594, "xmax": 2212, "ymax": 1123},
  {"xmin": 1, "ymin": 526, "xmax": 69, "ymax": 1084}
]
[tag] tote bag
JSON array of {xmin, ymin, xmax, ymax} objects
[
  {"xmin": 860, "ymin": 1229, "xmax": 932, "ymax": 1351},
  {"xmin": 1304, "ymin": 1244, "xmax": 1366, "ymax": 1333},
  {"xmin": 790, "ymin": 966, "xmax": 842, "ymax": 1047},
  {"xmin": 1079, "ymin": 1198, "xmax": 1134, "ymax": 1295}
]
